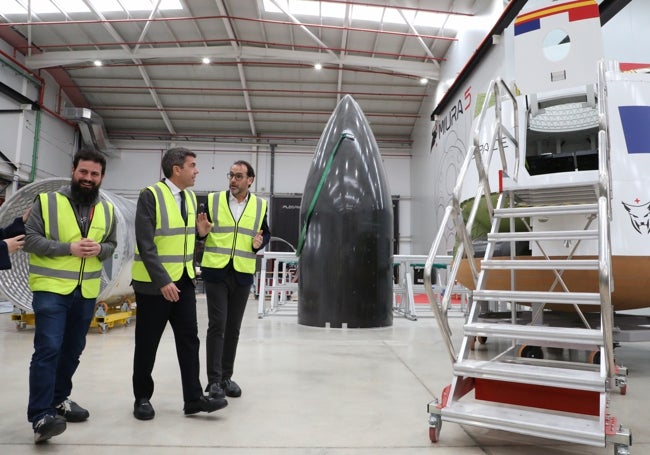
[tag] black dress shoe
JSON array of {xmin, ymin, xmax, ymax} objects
[
  {"xmin": 206, "ymin": 382, "xmax": 226, "ymax": 399},
  {"xmin": 184, "ymin": 395, "xmax": 228, "ymax": 415},
  {"xmin": 221, "ymin": 378, "xmax": 242, "ymax": 397},
  {"xmin": 133, "ymin": 398, "xmax": 155, "ymax": 420}
]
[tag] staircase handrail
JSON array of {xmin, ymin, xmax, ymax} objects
[
  {"xmin": 425, "ymin": 78, "xmax": 519, "ymax": 365},
  {"xmin": 596, "ymin": 59, "xmax": 615, "ymax": 378}
]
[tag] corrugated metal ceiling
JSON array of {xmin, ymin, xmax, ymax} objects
[{"xmin": 0, "ymin": 0, "xmax": 482, "ymax": 148}]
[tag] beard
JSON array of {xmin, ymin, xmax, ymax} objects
[{"xmin": 71, "ymin": 179, "xmax": 100, "ymax": 204}]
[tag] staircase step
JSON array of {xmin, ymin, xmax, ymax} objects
[
  {"xmin": 488, "ymin": 230, "xmax": 598, "ymax": 242},
  {"xmin": 480, "ymin": 258, "xmax": 599, "ymax": 270},
  {"xmin": 464, "ymin": 322, "xmax": 603, "ymax": 345},
  {"xmin": 454, "ymin": 359, "xmax": 604, "ymax": 391},
  {"xmin": 501, "ymin": 172, "xmax": 600, "ymax": 206},
  {"xmin": 512, "ymin": 187, "xmax": 599, "ymax": 205},
  {"xmin": 472, "ymin": 290, "xmax": 601, "ymax": 306},
  {"xmin": 441, "ymin": 401, "xmax": 604, "ymax": 446},
  {"xmin": 494, "ymin": 203, "xmax": 598, "ymax": 218}
]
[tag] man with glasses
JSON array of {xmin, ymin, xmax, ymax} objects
[{"xmin": 197, "ymin": 160, "xmax": 270, "ymax": 399}]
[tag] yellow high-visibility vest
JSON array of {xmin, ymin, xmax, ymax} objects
[
  {"xmin": 201, "ymin": 191, "xmax": 266, "ymax": 274},
  {"xmin": 132, "ymin": 181, "xmax": 196, "ymax": 282},
  {"xmin": 29, "ymin": 192, "xmax": 114, "ymax": 298}
]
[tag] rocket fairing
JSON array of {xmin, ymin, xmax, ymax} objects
[{"xmin": 297, "ymin": 95, "xmax": 394, "ymax": 328}]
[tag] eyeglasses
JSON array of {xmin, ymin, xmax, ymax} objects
[{"xmin": 227, "ymin": 172, "xmax": 246, "ymax": 180}]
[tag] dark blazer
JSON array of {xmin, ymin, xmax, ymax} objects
[{"xmin": 0, "ymin": 216, "xmax": 25, "ymax": 270}]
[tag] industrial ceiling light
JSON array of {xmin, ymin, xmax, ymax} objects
[
  {"xmin": 420, "ymin": 77, "xmax": 428, "ymax": 85},
  {"xmin": 94, "ymin": 60, "xmax": 103, "ymax": 67},
  {"xmin": 202, "ymin": 57, "xmax": 211, "ymax": 64},
  {"xmin": 314, "ymin": 63, "xmax": 322, "ymax": 70}
]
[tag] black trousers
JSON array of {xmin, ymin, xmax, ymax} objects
[
  {"xmin": 204, "ymin": 272, "xmax": 251, "ymax": 385},
  {"xmin": 132, "ymin": 275, "xmax": 203, "ymax": 403}
]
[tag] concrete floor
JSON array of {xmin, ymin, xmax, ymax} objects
[{"xmin": 0, "ymin": 296, "xmax": 648, "ymax": 454}]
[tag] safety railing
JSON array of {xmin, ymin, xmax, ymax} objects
[
  {"xmin": 424, "ymin": 78, "xmax": 519, "ymax": 363},
  {"xmin": 596, "ymin": 59, "xmax": 615, "ymax": 379},
  {"xmin": 256, "ymin": 251, "xmax": 298, "ymax": 318}
]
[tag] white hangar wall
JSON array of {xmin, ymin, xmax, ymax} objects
[
  {"xmin": 0, "ymin": 41, "xmax": 77, "ymax": 201},
  {"xmin": 100, "ymin": 139, "xmax": 414, "ymax": 253}
]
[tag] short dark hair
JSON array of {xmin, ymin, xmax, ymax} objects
[
  {"xmin": 161, "ymin": 147, "xmax": 196, "ymax": 178},
  {"xmin": 73, "ymin": 148, "xmax": 106, "ymax": 175},
  {"xmin": 233, "ymin": 160, "xmax": 255, "ymax": 178}
]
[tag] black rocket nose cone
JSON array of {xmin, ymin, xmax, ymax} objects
[
  {"xmin": 321, "ymin": 94, "xmax": 366, "ymax": 143},
  {"xmin": 297, "ymin": 94, "xmax": 394, "ymax": 328},
  {"xmin": 304, "ymin": 95, "xmax": 381, "ymax": 195}
]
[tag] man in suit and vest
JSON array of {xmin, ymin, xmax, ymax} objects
[
  {"xmin": 131, "ymin": 147, "xmax": 227, "ymax": 421},
  {"xmin": 197, "ymin": 160, "xmax": 270, "ymax": 399},
  {"xmin": 24, "ymin": 148, "xmax": 117, "ymax": 443}
]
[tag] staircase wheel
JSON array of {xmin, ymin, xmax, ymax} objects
[
  {"xmin": 477, "ymin": 336, "xmax": 488, "ymax": 345},
  {"xmin": 518, "ymin": 345, "xmax": 544, "ymax": 359},
  {"xmin": 619, "ymin": 384, "xmax": 627, "ymax": 396},
  {"xmin": 588, "ymin": 350, "xmax": 601, "ymax": 365},
  {"xmin": 428, "ymin": 415, "xmax": 442, "ymax": 443},
  {"xmin": 429, "ymin": 425, "xmax": 438, "ymax": 443}
]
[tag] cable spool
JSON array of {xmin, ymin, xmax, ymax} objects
[{"xmin": 0, "ymin": 178, "xmax": 136, "ymax": 312}]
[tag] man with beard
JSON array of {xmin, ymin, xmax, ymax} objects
[{"xmin": 24, "ymin": 148, "xmax": 117, "ymax": 443}]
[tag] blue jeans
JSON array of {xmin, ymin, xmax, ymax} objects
[{"xmin": 27, "ymin": 289, "xmax": 95, "ymax": 426}]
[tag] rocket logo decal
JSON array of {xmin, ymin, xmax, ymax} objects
[{"xmin": 622, "ymin": 200, "xmax": 650, "ymax": 234}]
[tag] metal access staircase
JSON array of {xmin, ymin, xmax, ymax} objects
[{"xmin": 424, "ymin": 62, "xmax": 631, "ymax": 454}]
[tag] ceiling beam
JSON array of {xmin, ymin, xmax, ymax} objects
[
  {"xmin": 80, "ymin": 0, "xmax": 176, "ymax": 135},
  {"xmin": 179, "ymin": 0, "xmax": 207, "ymax": 47},
  {"xmin": 396, "ymin": 7, "xmax": 440, "ymax": 71},
  {"xmin": 132, "ymin": 0, "xmax": 164, "ymax": 54},
  {"xmin": 25, "ymin": 45, "xmax": 439, "ymax": 80},
  {"xmin": 215, "ymin": 0, "xmax": 257, "ymax": 137},
  {"xmin": 269, "ymin": 0, "xmax": 340, "ymax": 63}
]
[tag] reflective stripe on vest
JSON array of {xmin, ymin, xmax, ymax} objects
[
  {"xmin": 29, "ymin": 192, "xmax": 114, "ymax": 298},
  {"xmin": 131, "ymin": 181, "xmax": 196, "ymax": 282},
  {"xmin": 201, "ymin": 191, "xmax": 266, "ymax": 274}
]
